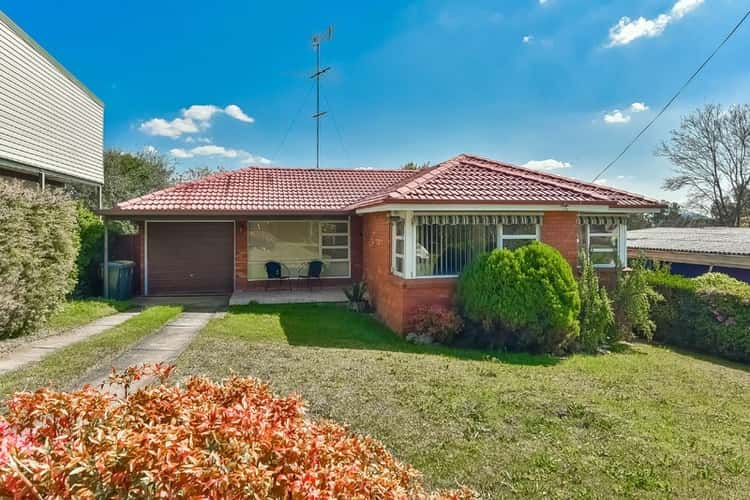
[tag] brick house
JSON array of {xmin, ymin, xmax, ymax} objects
[{"xmin": 103, "ymin": 154, "xmax": 664, "ymax": 333}]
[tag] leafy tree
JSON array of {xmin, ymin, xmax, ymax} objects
[
  {"xmin": 613, "ymin": 261, "xmax": 662, "ymax": 342},
  {"xmin": 626, "ymin": 201, "xmax": 710, "ymax": 229},
  {"xmin": 577, "ymin": 253, "xmax": 614, "ymax": 353},
  {"xmin": 173, "ymin": 165, "xmax": 227, "ymax": 184},
  {"xmin": 401, "ymin": 161, "xmax": 431, "ymax": 170},
  {"xmin": 658, "ymin": 104, "xmax": 750, "ymax": 226},
  {"xmin": 67, "ymin": 149, "xmax": 175, "ymax": 210}
]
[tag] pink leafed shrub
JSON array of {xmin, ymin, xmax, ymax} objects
[
  {"xmin": 410, "ymin": 306, "xmax": 464, "ymax": 344},
  {"xmin": 0, "ymin": 364, "xmax": 475, "ymax": 499}
]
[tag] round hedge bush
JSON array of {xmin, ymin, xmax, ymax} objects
[{"xmin": 456, "ymin": 242, "xmax": 581, "ymax": 353}]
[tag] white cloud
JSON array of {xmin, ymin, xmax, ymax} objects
[
  {"xmin": 169, "ymin": 144, "xmax": 271, "ymax": 164},
  {"xmin": 593, "ymin": 178, "xmax": 608, "ymax": 185},
  {"xmin": 144, "ymin": 145, "xmax": 157, "ymax": 153},
  {"xmin": 182, "ymin": 104, "xmax": 222, "ymax": 122},
  {"xmin": 630, "ymin": 102, "xmax": 649, "ymax": 112},
  {"xmin": 224, "ymin": 104, "xmax": 254, "ymax": 123},
  {"xmin": 523, "ymin": 159, "xmax": 572, "ymax": 170},
  {"xmin": 603, "ymin": 110, "xmax": 631, "ymax": 124},
  {"xmin": 522, "ymin": 35, "xmax": 534, "ymax": 44},
  {"xmin": 671, "ymin": 0, "xmax": 704, "ymax": 19},
  {"xmin": 139, "ymin": 117, "xmax": 199, "ymax": 138},
  {"xmin": 169, "ymin": 148, "xmax": 193, "ymax": 159},
  {"xmin": 139, "ymin": 103, "xmax": 254, "ymax": 138},
  {"xmin": 606, "ymin": 0, "xmax": 703, "ymax": 47},
  {"xmin": 539, "ymin": 0, "xmax": 548, "ymax": 4}
]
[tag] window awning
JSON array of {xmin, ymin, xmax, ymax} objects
[
  {"xmin": 414, "ymin": 214, "xmax": 542, "ymax": 225},
  {"xmin": 578, "ymin": 214, "xmax": 628, "ymax": 225}
]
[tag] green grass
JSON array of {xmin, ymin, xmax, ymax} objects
[
  {"xmin": 177, "ymin": 303, "xmax": 750, "ymax": 499},
  {"xmin": 44, "ymin": 298, "xmax": 133, "ymax": 333},
  {"xmin": 0, "ymin": 306, "xmax": 182, "ymax": 400}
]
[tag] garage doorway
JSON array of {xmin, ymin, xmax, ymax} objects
[{"xmin": 146, "ymin": 221, "xmax": 234, "ymax": 295}]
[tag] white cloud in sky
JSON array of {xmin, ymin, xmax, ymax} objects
[
  {"xmin": 539, "ymin": 0, "xmax": 548, "ymax": 5},
  {"xmin": 139, "ymin": 117, "xmax": 199, "ymax": 138},
  {"xmin": 139, "ymin": 104, "xmax": 255, "ymax": 138},
  {"xmin": 224, "ymin": 104, "xmax": 254, "ymax": 123},
  {"xmin": 606, "ymin": 0, "xmax": 703, "ymax": 47},
  {"xmin": 522, "ymin": 35, "xmax": 534, "ymax": 44},
  {"xmin": 182, "ymin": 104, "xmax": 222, "ymax": 121},
  {"xmin": 603, "ymin": 110, "xmax": 631, "ymax": 124},
  {"xmin": 144, "ymin": 145, "xmax": 157, "ymax": 153},
  {"xmin": 593, "ymin": 178, "xmax": 608, "ymax": 185},
  {"xmin": 523, "ymin": 159, "xmax": 572, "ymax": 170},
  {"xmin": 169, "ymin": 144, "xmax": 271, "ymax": 164},
  {"xmin": 630, "ymin": 102, "xmax": 649, "ymax": 112}
]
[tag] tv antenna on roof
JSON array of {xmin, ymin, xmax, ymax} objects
[{"xmin": 311, "ymin": 25, "xmax": 333, "ymax": 168}]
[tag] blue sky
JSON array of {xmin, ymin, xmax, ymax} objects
[{"xmin": 2, "ymin": 0, "xmax": 749, "ymax": 202}]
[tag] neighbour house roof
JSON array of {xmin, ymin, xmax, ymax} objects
[
  {"xmin": 106, "ymin": 154, "xmax": 663, "ymax": 216},
  {"xmin": 628, "ymin": 227, "xmax": 750, "ymax": 257}
]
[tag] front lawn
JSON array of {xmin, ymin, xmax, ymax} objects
[
  {"xmin": 177, "ymin": 303, "xmax": 750, "ymax": 499},
  {"xmin": 44, "ymin": 298, "xmax": 133, "ymax": 333},
  {"xmin": 0, "ymin": 305, "xmax": 181, "ymax": 399}
]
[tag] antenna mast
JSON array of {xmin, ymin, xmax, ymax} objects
[{"xmin": 311, "ymin": 25, "xmax": 333, "ymax": 168}]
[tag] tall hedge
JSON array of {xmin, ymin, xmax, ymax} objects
[
  {"xmin": 75, "ymin": 205, "xmax": 104, "ymax": 297},
  {"xmin": 457, "ymin": 242, "xmax": 581, "ymax": 353},
  {"xmin": 648, "ymin": 271, "xmax": 750, "ymax": 363},
  {"xmin": 0, "ymin": 181, "xmax": 79, "ymax": 338}
]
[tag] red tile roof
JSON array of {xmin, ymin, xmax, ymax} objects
[
  {"xmin": 112, "ymin": 167, "xmax": 415, "ymax": 214},
  {"xmin": 349, "ymin": 154, "xmax": 663, "ymax": 209},
  {"xmin": 107, "ymin": 154, "xmax": 663, "ymax": 215}
]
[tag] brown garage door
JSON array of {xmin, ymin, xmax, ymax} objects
[{"xmin": 147, "ymin": 222, "xmax": 234, "ymax": 295}]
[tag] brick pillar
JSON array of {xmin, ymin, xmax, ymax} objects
[
  {"xmin": 235, "ymin": 220, "xmax": 247, "ymax": 291},
  {"xmin": 540, "ymin": 211, "xmax": 578, "ymax": 267}
]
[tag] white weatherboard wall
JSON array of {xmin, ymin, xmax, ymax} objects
[{"xmin": 0, "ymin": 11, "xmax": 103, "ymax": 185}]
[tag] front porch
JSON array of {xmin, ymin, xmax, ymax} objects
[{"xmin": 229, "ymin": 286, "xmax": 348, "ymax": 306}]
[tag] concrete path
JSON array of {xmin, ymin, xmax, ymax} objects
[
  {"xmin": 0, "ymin": 312, "xmax": 141, "ymax": 374},
  {"xmin": 230, "ymin": 287, "xmax": 347, "ymax": 305},
  {"xmin": 78, "ymin": 311, "xmax": 216, "ymax": 396}
]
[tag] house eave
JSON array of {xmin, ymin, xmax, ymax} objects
[{"xmin": 354, "ymin": 202, "xmax": 662, "ymax": 215}]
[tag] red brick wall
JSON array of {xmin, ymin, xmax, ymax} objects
[
  {"xmin": 540, "ymin": 211, "xmax": 578, "ymax": 267},
  {"xmin": 362, "ymin": 209, "xmax": 591, "ymax": 334}
]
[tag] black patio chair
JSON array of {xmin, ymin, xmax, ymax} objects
[
  {"xmin": 299, "ymin": 260, "xmax": 324, "ymax": 290},
  {"xmin": 265, "ymin": 261, "xmax": 292, "ymax": 291}
]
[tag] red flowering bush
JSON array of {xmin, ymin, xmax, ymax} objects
[
  {"xmin": 0, "ymin": 364, "xmax": 474, "ymax": 499},
  {"xmin": 410, "ymin": 306, "xmax": 464, "ymax": 344}
]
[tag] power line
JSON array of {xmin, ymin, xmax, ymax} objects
[
  {"xmin": 323, "ymin": 93, "xmax": 352, "ymax": 166},
  {"xmin": 592, "ymin": 8, "xmax": 750, "ymax": 182},
  {"xmin": 272, "ymin": 82, "xmax": 315, "ymax": 161}
]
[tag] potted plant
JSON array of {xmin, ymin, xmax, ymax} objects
[{"xmin": 344, "ymin": 282, "xmax": 368, "ymax": 312}]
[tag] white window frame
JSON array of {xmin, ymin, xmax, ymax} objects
[
  {"xmin": 585, "ymin": 223, "xmax": 627, "ymax": 269},
  {"xmin": 391, "ymin": 218, "xmax": 405, "ymax": 277},
  {"xmin": 497, "ymin": 223, "xmax": 540, "ymax": 250},
  {"xmin": 246, "ymin": 218, "xmax": 351, "ymax": 280},
  {"xmin": 407, "ymin": 216, "xmax": 541, "ymax": 279}
]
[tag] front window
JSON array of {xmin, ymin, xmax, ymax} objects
[
  {"xmin": 578, "ymin": 222, "xmax": 622, "ymax": 268},
  {"xmin": 247, "ymin": 220, "xmax": 350, "ymax": 279},
  {"xmin": 392, "ymin": 219, "xmax": 405, "ymax": 276},
  {"xmin": 415, "ymin": 221, "xmax": 539, "ymax": 277}
]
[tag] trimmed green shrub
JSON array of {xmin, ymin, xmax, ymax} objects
[
  {"xmin": 613, "ymin": 262, "xmax": 661, "ymax": 341},
  {"xmin": 74, "ymin": 204, "xmax": 104, "ymax": 297},
  {"xmin": 577, "ymin": 253, "xmax": 614, "ymax": 353},
  {"xmin": 648, "ymin": 271, "xmax": 750, "ymax": 363},
  {"xmin": 457, "ymin": 242, "xmax": 581, "ymax": 353},
  {"xmin": 0, "ymin": 181, "xmax": 79, "ymax": 338}
]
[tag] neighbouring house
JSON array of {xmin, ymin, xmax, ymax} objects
[
  {"xmin": 0, "ymin": 10, "xmax": 103, "ymax": 191},
  {"xmin": 102, "ymin": 154, "xmax": 663, "ymax": 333},
  {"xmin": 628, "ymin": 227, "xmax": 750, "ymax": 283}
]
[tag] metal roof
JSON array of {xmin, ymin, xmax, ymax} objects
[{"xmin": 628, "ymin": 227, "xmax": 750, "ymax": 256}]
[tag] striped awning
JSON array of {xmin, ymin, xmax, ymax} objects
[
  {"xmin": 415, "ymin": 214, "xmax": 542, "ymax": 225},
  {"xmin": 578, "ymin": 214, "xmax": 628, "ymax": 225}
]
